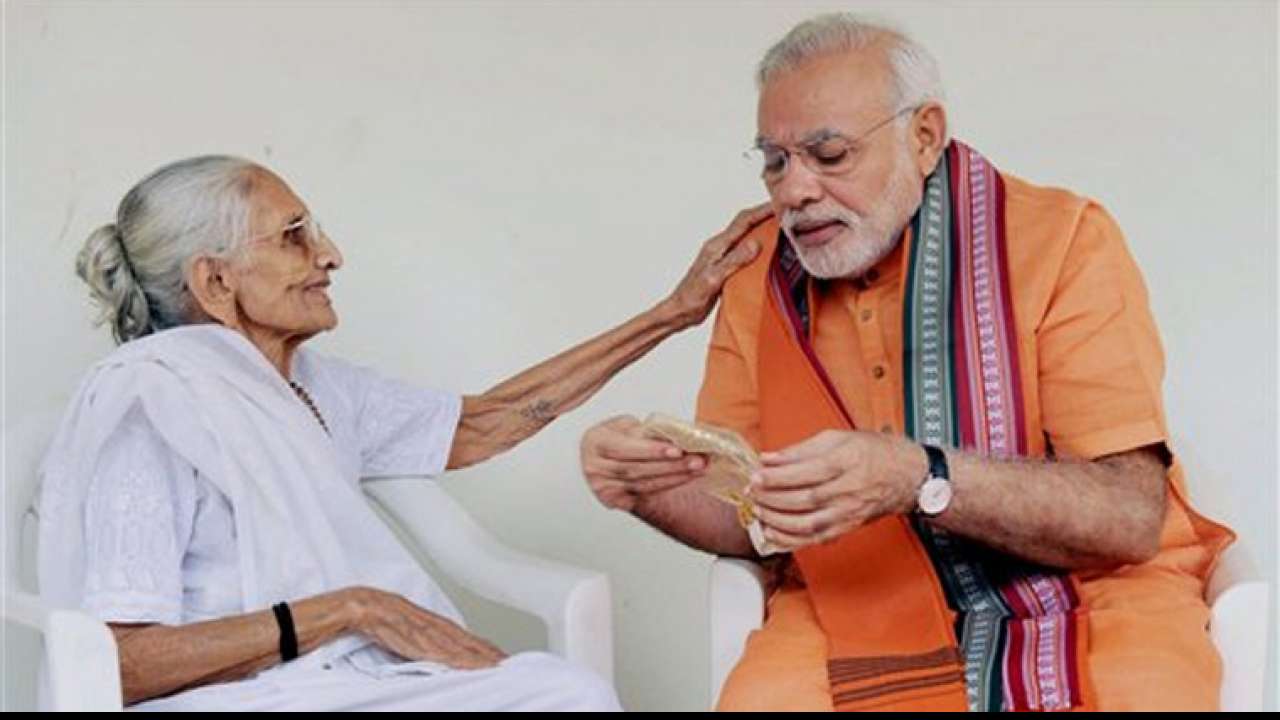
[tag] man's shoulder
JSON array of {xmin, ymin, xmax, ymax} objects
[
  {"xmin": 1001, "ymin": 172, "xmax": 1095, "ymax": 234},
  {"xmin": 996, "ymin": 169, "xmax": 1146, "ymax": 344},
  {"xmin": 720, "ymin": 218, "xmax": 780, "ymax": 317},
  {"xmin": 999, "ymin": 171, "xmax": 1130, "ymax": 276}
]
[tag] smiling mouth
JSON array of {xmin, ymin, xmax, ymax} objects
[{"xmin": 301, "ymin": 280, "xmax": 332, "ymax": 304}]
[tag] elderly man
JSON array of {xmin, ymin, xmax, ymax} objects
[{"xmin": 580, "ymin": 13, "xmax": 1233, "ymax": 712}]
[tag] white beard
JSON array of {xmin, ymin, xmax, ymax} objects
[{"xmin": 783, "ymin": 146, "xmax": 922, "ymax": 280}]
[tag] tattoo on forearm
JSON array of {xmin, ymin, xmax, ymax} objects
[{"xmin": 519, "ymin": 399, "xmax": 556, "ymax": 428}]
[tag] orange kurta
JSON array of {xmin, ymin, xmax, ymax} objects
[{"xmin": 699, "ymin": 173, "xmax": 1233, "ymax": 711}]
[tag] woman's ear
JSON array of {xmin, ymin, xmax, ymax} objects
[{"xmin": 186, "ymin": 255, "xmax": 239, "ymax": 327}]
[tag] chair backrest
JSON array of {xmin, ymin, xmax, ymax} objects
[
  {"xmin": 4, "ymin": 408, "xmax": 68, "ymax": 712},
  {"xmin": 5, "ymin": 408, "xmax": 64, "ymax": 595}
]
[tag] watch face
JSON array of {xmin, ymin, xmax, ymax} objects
[{"xmin": 918, "ymin": 478, "xmax": 953, "ymax": 515}]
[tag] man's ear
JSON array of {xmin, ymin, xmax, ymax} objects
[{"xmin": 911, "ymin": 102, "xmax": 948, "ymax": 176}]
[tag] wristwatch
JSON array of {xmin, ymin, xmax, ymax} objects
[{"xmin": 916, "ymin": 444, "xmax": 953, "ymax": 517}]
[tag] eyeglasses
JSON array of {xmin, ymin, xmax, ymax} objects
[
  {"xmin": 248, "ymin": 213, "xmax": 326, "ymax": 251},
  {"xmin": 746, "ymin": 104, "xmax": 920, "ymax": 185}
]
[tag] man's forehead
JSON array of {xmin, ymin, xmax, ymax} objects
[
  {"xmin": 756, "ymin": 52, "xmax": 893, "ymax": 143},
  {"xmin": 756, "ymin": 96, "xmax": 884, "ymax": 146}
]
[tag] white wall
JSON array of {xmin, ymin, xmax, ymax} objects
[{"xmin": 5, "ymin": 0, "xmax": 1275, "ymax": 711}]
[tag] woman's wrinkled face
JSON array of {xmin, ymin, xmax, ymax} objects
[{"xmin": 228, "ymin": 171, "xmax": 344, "ymax": 341}]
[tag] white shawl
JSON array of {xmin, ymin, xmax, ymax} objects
[{"xmin": 39, "ymin": 325, "xmax": 463, "ymax": 663}]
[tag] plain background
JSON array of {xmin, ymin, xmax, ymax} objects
[{"xmin": 4, "ymin": 0, "xmax": 1276, "ymax": 711}]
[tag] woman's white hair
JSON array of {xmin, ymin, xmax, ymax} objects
[
  {"xmin": 76, "ymin": 156, "xmax": 260, "ymax": 344},
  {"xmin": 757, "ymin": 13, "xmax": 945, "ymax": 114}
]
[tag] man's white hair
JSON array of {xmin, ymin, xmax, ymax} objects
[{"xmin": 757, "ymin": 12, "xmax": 945, "ymax": 115}]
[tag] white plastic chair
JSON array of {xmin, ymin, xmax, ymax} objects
[
  {"xmin": 707, "ymin": 546, "xmax": 1269, "ymax": 711},
  {"xmin": 2, "ymin": 408, "xmax": 613, "ymax": 711}
]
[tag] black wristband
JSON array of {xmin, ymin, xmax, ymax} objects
[
  {"xmin": 922, "ymin": 443, "xmax": 949, "ymax": 480},
  {"xmin": 271, "ymin": 602, "xmax": 299, "ymax": 662}
]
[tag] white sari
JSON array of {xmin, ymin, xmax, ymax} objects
[{"xmin": 39, "ymin": 325, "xmax": 618, "ymax": 711}]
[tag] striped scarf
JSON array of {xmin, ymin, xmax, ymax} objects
[{"xmin": 768, "ymin": 141, "xmax": 1087, "ymax": 711}]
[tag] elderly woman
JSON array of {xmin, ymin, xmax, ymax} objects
[{"xmin": 38, "ymin": 155, "xmax": 768, "ymax": 711}]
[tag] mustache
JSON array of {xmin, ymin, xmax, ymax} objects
[{"xmin": 781, "ymin": 205, "xmax": 860, "ymax": 236}]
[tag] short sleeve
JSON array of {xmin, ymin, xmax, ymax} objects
[
  {"xmin": 81, "ymin": 406, "xmax": 194, "ymax": 625},
  {"xmin": 325, "ymin": 360, "xmax": 463, "ymax": 478},
  {"xmin": 1036, "ymin": 204, "xmax": 1169, "ymax": 460}
]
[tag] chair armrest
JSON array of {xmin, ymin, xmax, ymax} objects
[
  {"xmin": 3, "ymin": 590, "xmax": 123, "ymax": 711},
  {"xmin": 362, "ymin": 478, "xmax": 613, "ymax": 682},
  {"xmin": 707, "ymin": 556, "xmax": 768, "ymax": 709},
  {"xmin": 1204, "ymin": 542, "xmax": 1269, "ymax": 711}
]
